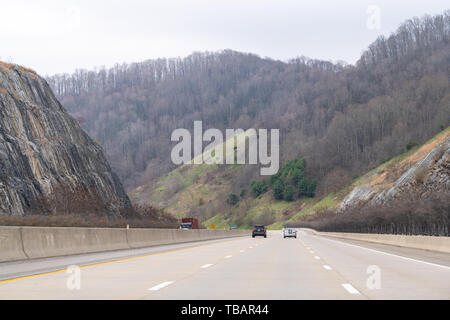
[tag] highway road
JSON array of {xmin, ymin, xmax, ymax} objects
[{"xmin": 0, "ymin": 230, "xmax": 449, "ymax": 299}]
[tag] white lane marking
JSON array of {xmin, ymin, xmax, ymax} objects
[
  {"xmin": 149, "ymin": 281, "xmax": 174, "ymax": 291},
  {"xmin": 225, "ymin": 255, "xmax": 232, "ymax": 259},
  {"xmin": 314, "ymin": 256, "xmax": 321, "ymax": 260},
  {"xmin": 248, "ymin": 246, "xmax": 253, "ymax": 249},
  {"xmin": 316, "ymin": 236, "xmax": 450, "ymax": 270},
  {"xmin": 201, "ymin": 264, "xmax": 213, "ymax": 269},
  {"xmin": 342, "ymin": 283, "xmax": 360, "ymax": 295},
  {"xmin": 240, "ymin": 250, "xmax": 245, "ymax": 253},
  {"xmin": 323, "ymin": 265, "xmax": 332, "ymax": 270}
]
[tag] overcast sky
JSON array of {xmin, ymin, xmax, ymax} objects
[{"xmin": 1, "ymin": 0, "xmax": 448, "ymax": 75}]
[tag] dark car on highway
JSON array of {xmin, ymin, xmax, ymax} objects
[{"xmin": 252, "ymin": 225, "xmax": 267, "ymax": 238}]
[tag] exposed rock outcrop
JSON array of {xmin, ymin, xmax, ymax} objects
[
  {"xmin": 338, "ymin": 133, "xmax": 450, "ymax": 212},
  {"xmin": 0, "ymin": 62, "xmax": 131, "ymax": 216}
]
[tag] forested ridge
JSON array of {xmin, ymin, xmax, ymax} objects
[{"xmin": 47, "ymin": 11, "xmax": 450, "ymax": 196}]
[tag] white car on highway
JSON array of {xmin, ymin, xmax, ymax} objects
[{"xmin": 283, "ymin": 228, "xmax": 297, "ymax": 238}]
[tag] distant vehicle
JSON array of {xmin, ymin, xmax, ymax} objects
[
  {"xmin": 283, "ymin": 228, "xmax": 297, "ymax": 238},
  {"xmin": 229, "ymin": 224, "xmax": 237, "ymax": 230},
  {"xmin": 180, "ymin": 217, "xmax": 199, "ymax": 229},
  {"xmin": 252, "ymin": 225, "xmax": 267, "ymax": 238}
]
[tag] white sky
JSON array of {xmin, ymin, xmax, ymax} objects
[{"xmin": 0, "ymin": 0, "xmax": 448, "ymax": 76}]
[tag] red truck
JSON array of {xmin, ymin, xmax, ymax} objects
[{"xmin": 180, "ymin": 218, "xmax": 199, "ymax": 229}]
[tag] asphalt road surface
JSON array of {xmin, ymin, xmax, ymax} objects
[{"xmin": 0, "ymin": 230, "xmax": 449, "ymax": 299}]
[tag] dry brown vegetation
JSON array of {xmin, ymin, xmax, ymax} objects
[
  {"xmin": 432, "ymin": 146, "xmax": 446, "ymax": 164},
  {"xmin": 19, "ymin": 66, "xmax": 37, "ymax": 75},
  {"xmin": 0, "ymin": 203, "xmax": 178, "ymax": 229},
  {"xmin": 4, "ymin": 184, "xmax": 179, "ymax": 228},
  {"xmin": 320, "ymin": 167, "xmax": 352, "ymax": 195},
  {"xmin": 30, "ymin": 184, "xmax": 113, "ymax": 216},
  {"xmin": 0, "ymin": 61, "xmax": 37, "ymax": 75},
  {"xmin": 0, "ymin": 61, "xmax": 15, "ymax": 72},
  {"xmin": 414, "ymin": 167, "xmax": 429, "ymax": 184}
]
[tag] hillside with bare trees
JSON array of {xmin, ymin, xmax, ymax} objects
[
  {"xmin": 294, "ymin": 128, "xmax": 449, "ymax": 235},
  {"xmin": 46, "ymin": 11, "xmax": 450, "ymax": 228}
]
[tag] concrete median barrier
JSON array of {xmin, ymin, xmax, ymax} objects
[
  {"xmin": 127, "ymin": 228, "xmax": 178, "ymax": 248},
  {"xmin": 20, "ymin": 227, "xmax": 129, "ymax": 259},
  {"xmin": 127, "ymin": 228, "xmax": 248, "ymax": 249},
  {"xmin": 303, "ymin": 229, "xmax": 450, "ymax": 253},
  {"xmin": 0, "ymin": 226, "xmax": 250, "ymax": 262},
  {"xmin": 0, "ymin": 227, "xmax": 28, "ymax": 262}
]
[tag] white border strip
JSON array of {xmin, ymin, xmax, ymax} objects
[
  {"xmin": 342, "ymin": 283, "xmax": 360, "ymax": 294},
  {"xmin": 149, "ymin": 281, "xmax": 174, "ymax": 291}
]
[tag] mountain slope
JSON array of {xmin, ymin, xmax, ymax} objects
[
  {"xmin": 291, "ymin": 127, "xmax": 449, "ymax": 234},
  {"xmin": 132, "ymin": 128, "xmax": 449, "ymax": 229},
  {"xmin": 44, "ymin": 11, "xmax": 450, "ymax": 228},
  {"xmin": 0, "ymin": 62, "xmax": 131, "ymax": 216},
  {"xmin": 47, "ymin": 11, "xmax": 450, "ymax": 192},
  {"xmin": 338, "ymin": 127, "xmax": 450, "ymax": 211}
]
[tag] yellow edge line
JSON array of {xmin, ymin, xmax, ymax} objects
[{"xmin": 0, "ymin": 238, "xmax": 239, "ymax": 284}]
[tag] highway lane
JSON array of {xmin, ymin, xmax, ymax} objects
[
  {"xmin": 0, "ymin": 237, "xmax": 241, "ymax": 282},
  {"xmin": 299, "ymin": 231, "xmax": 450, "ymax": 299},
  {"xmin": 0, "ymin": 230, "xmax": 448, "ymax": 299}
]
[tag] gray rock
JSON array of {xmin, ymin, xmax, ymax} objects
[
  {"xmin": 338, "ymin": 136, "xmax": 450, "ymax": 211},
  {"xmin": 0, "ymin": 63, "xmax": 131, "ymax": 216}
]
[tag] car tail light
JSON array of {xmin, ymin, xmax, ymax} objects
[
  {"xmin": 264, "ymin": 228, "xmax": 266, "ymax": 232},
  {"xmin": 252, "ymin": 228, "xmax": 255, "ymax": 232}
]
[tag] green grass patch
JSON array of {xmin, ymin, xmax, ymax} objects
[
  {"xmin": 289, "ymin": 193, "xmax": 338, "ymax": 222},
  {"xmin": 202, "ymin": 213, "xmax": 230, "ymax": 229}
]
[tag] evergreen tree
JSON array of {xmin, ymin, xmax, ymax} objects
[
  {"xmin": 298, "ymin": 177, "xmax": 309, "ymax": 197},
  {"xmin": 273, "ymin": 181, "xmax": 284, "ymax": 200},
  {"xmin": 284, "ymin": 184, "xmax": 295, "ymax": 201},
  {"xmin": 227, "ymin": 193, "xmax": 239, "ymax": 205}
]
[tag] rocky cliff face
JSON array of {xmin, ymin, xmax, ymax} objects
[
  {"xmin": 0, "ymin": 62, "xmax": 131, "ymax": 216},
  {"xmin": 338, "ymin": 132, "xmax": 450, "ymax": 212}
]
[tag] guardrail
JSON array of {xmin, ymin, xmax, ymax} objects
[
  {"xmin": 303, "ymin": 228, "xmax": 450, "ymax": 253},
  {"xmin": 0, "ymin": 226, "xmax": 249, "ymax": 262}
]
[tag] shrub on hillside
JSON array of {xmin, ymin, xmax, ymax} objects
[
  {"xmin": 406, "ymin": 141, "xmax": 419, "ymax": 150},
  {"xmin": 414, "ymin": 167, "xmax": 429, "ymax": 184},
  {"xmin": 227, "ymin": 193, "xmax": 239, "ymax": 206},
  {"xmin": 250, "ymin": 181, "xmax": 268, "ymax": 197},
  {"xmin": 273, "ymin": 181, "xmax": 284, "ymax": 200},
  {"xmin": 284, "ymin": 185, "xmax": 295, "ymax": 202}
]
